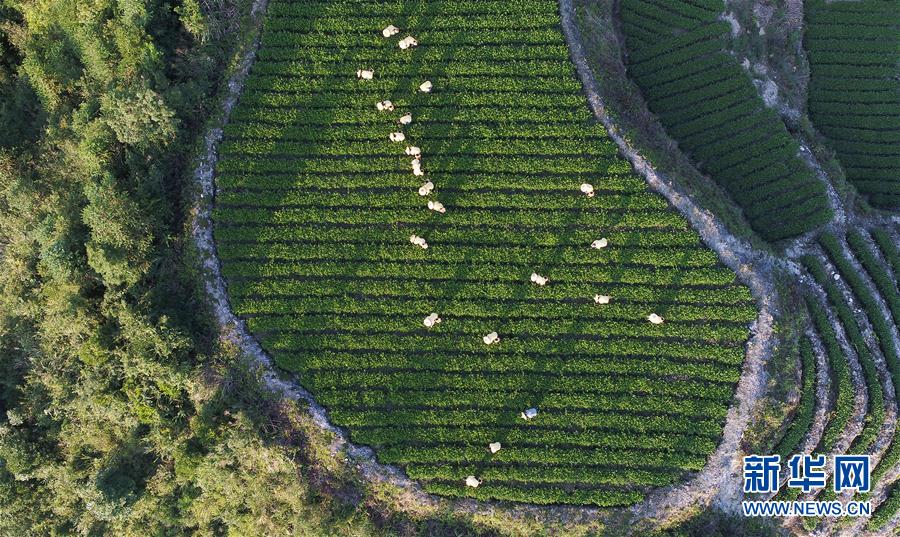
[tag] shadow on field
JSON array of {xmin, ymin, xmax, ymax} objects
[
  {"xmin": 214, "ymin": 0, "xmax": 333, "ymax": 374},
  {"xmin": 215, "ymin": 0, "xmax": 724, "ymax": 503}
]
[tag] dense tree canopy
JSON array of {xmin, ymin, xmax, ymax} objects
[
  {"xmin": 0, "ymin": 0, "xmax": 793, "ymax": 535},
  {"xmin": 0, "ymin": 1, "xmax": 514, "ymax": 534},
  {"xmin": 0, "ymin": 0, "xmax": 359, "ymax": 534}
]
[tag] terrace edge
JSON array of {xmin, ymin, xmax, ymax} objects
[
  {"xmin": 559, "ymin": 0, "xmax": 781, "ymax": 524},
  {"xmin": 187, "ymin": 0, "xmax": 781, "ymax": 529}
]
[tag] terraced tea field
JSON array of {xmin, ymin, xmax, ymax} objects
[
  {"xmin": 805, "ymin": 0, "xmax": 900, "ymax": 210},
  {"xmin": 619, "ymin": 0, "xmax": 832, "ymax": 241},
  {"xmin": 796, "ymin": 227, "xmax": 900, "ymax": 531},
  {"xmin": 211, "ymin": 0, "xmax": 756, "ymax": 506}
]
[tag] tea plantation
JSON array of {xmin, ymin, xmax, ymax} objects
[
  {"xmin": 212, "ymin": 0, "xmax": 756, "ymax": 506},
  {"xmin": 619, "ymin": 0, "xmax": 832, "ymax": 241},
  {"xmin": 805, "ymin": 0, "xmax": 900, "ymax": 210}
]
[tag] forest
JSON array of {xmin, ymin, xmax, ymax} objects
[
  {"xmin": 0, "ymin": 0, "xmax": 408, "ymax": 534},
  {"xmin": 2, "ymin": 0, "xmax": 896, "ymax": 535}
]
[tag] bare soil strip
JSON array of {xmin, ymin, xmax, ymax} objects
[
  {"xmin": 559, "ymin": 0, "xmax": 780, "ymax": 524},
  {"xmin": 190, "ymin": 0, "xmax": 900, "ymax": 533}
]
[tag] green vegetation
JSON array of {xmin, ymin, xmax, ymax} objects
[
  {"xmin": 802, "ymin": 295, "xmax": 854, "ymax": 453},
  {"xmin": 848, "ymin": 230, "xmax": 900, "ymax": 327},
  {"xmin": 840, "ymin": 228, "xmax": 900, "ymax": 519},
  {"xmin": 872, "ymin": 228, "xmax": 900, "ymax": 281},
  {"xmin": 867, "ymin": 442, "xmax": 900, "ymax": 519},
  {"xmin": 656, "ymin": 509, "xmax": 783, "ymax": 537},
  {"xmin": 0, "ymin": 0, "xmax": 554, "ymax": 535},
  {"xmin": 0, "ymin": 4, "xmax": 40, "ymax": 147},
  {"xmin": 869, "ymin": 481, "xmax": 900, "ymax": 531},
  {"xmin": 772, "ymin": 337, "xmax": 816, "ymax": 459},
  {"xmin": 819, "ymin": 233, "xmax": 900, "ymax": 391},
  {"xmin": 11, "ymin": 0, "xmax": 894, "ymax": 531},
  {"xmin": 802, "ymin": 253, "xmax": 885, "ymax": 454},
  {"xmin": 805, "ymin": 0, "xmax": 900, "ymax": 209},
  {"xmin": 213, "ymin": 0, "xmax": 756, "ymax": 506},
  {"xmin": 809, "ymin": 231, "xmax": 900, "ymax": 517},
  {"xmin": 618, "ymin": 0, "xmax": 832, "ymax": 241},
  {"xmin": 0, "ymin": 0, "xmax": 392, "ymax": 534}
]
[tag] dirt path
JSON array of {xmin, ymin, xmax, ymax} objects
[
  {"xmin": 190, "ymin": 0, "xmax": 433, "ymax": 498},
  {"xmin": 822, "ymin": 233, "xmax": 900, "ymax": 454},
  {"xmin": 764, "ymin": 330, "xmax": 832, "ymax": 512},
  {"xmin": 559, "ymin": 0, "xmax": 781, "ymax": 524},
  {"xmin": 800, "ymin": 275, "xmax": 868, "ymax": 491},
  {"xmin": 842, "ymin": 460, "xmax": 900, "ymax": 537},
  {"xmin": 560, "ymin": 0, "xmax": 900, "ymax": 531},
  {"xmin": 783, "ymin": 243, "xmax": 898, "ymax": 535},
  {"xmin": 810, "ymin": 248, "xmax": 889, "ymax": 462},
  {"xmin": 188, "ymin": 0, "xmax": 671, "ymax": 530},
  {"xmin": 868, "ymin": 515, "xmax": 900, "ymax": 537},
  {"xmin": 191, "ymin": 0, "xmax": 783, "ymax": 529},
  {"xmin": 793, "ymin": 331, "xmax": 831, "ymax": 478},
  {"xmin": 828, "ymin": 233, "xmax": 900, "ymax": 444},
  {"xmin": 837, "ymin": 229, "xmax": 900, "ymax": 367},
  {"xmin": 837, "ymin": 227, "xmax": 900, "ymax": 536},
  {"xmin": 790, "ymin": 139, "xmax": 848, "ymax": 250},
  {"xmin": 190, "ymin": 0, "xmax": 898, "ymax": 533}
]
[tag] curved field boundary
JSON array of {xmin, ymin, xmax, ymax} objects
[
  {"xmin": 802, "ymin": 290, "xmax": 866, "ymax": 460},
  {"xmin": 796, "ymin": 332, "xmax": 832, "ymax": 470},
  {"xmin": 616, "ymin": 0, "xmax": 832, "ymax": 242},
  {"xmin": 802, "ymin": 252, "xmax": 891, "ymax": 458},
  {"xmin": 190, "ymin": 0, "xmax": 429, "ymax": 502},
  {"xmin": 769, "ymin": 331, "xmax": 831, "ymax": 504},
  {"xmin": 189, "ymin": 0, "xmax": 777, "ymax": 525},
  {"xmin": 867, "ymin": 481, "xmax": 900, "ymax": 534},
  {"xmin": 568, "ymin": 0, "xmax": 900, "ymax": 530},
  {"xmin": 559, "ymin": 0, "xmax": 777, "ymax": 521},
  {"xmin": 191, "ymin": 0, "xmax": 900, "ymax": 532},
  {"xmin": 187, "ymin": 0, "xmax": 784, "ymax": 530},
  {"xmin": 795, "ymin": 226, "xmax": 900, "ymax": 536},
  {"xmin": 771, "ymin": 336, "xmax": 819, "ymax": 459},
  {"xmin": 210, "ymin": 0, "xmax": 765, "ymax": 508},
  {"xmin": 180, "ymin": 2, "xmax": 900, "ymax": 535}
]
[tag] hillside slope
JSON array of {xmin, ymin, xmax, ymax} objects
[
  {"xmin": 212, "ymin": 0, "xmax": 757, "ymax": 506},
  {"xmin": 619, "ymin": 0, "xmax": 833, "ymax": 241}
]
